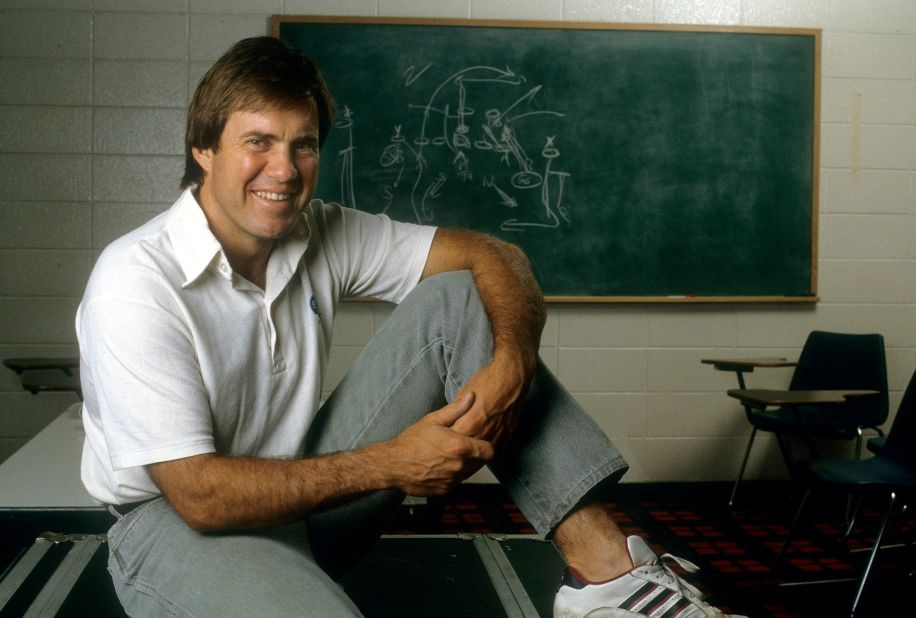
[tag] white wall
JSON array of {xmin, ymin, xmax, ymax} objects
[{"xmin": 1, "ymin": 0, "xmax": 913, "ymax": 483}]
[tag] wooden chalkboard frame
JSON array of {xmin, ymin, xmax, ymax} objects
[{"xmin": 273, "ymin": 16, "xmax": 821, "ymax": 303}]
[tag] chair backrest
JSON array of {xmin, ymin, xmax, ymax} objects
[
  {"xmin": 789, "ymin": 331, "xmax": 889, "ymax": 427},
  {"xmin": 883, "ymin": 370, "xmax": 916, "ymax": 464}
]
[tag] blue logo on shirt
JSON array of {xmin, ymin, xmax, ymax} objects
[{"xmin": 309, "ymin": 295, "xmax": 320, "ymax": 315}]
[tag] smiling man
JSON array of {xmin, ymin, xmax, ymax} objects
[
  {"xmin": 192, "ymin": 104, "xmax": 321, "ymax": 288},
  {"xmin": 76, "ymin": 37, "xmax": 742, "ymax": 618}
]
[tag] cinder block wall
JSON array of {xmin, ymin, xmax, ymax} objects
[{"xmin": 1, "ymin": 1, "xmax": 913, "ymax": 483}]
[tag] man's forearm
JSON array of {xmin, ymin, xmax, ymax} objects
[
  {"xmin": 148, "ymin": 394, "xmax": 492, "ymax": 532},
  {"xmin": 473, "ymin": 238, "xmax": 546, "ymax": 367},
  {"xmin": 149, "ymin": 445, "xmax": 392, "ymax": 532}
]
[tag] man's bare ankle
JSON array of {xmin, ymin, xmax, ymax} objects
[{"xmin": 552, "ymin": 503, "xmax": 632, "ymax": 582}]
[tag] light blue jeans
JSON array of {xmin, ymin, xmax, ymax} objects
[{"xmin": 106, "ymin": 271, "xmax": 628, "ymax": 617}]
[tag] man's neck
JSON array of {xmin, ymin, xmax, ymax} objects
[
  {"xmin": 224, "ymin": 245, "xmax": 269, "ymax": 289},
  {"xmin": 193, "ymin": 187, "xmax": 271, "ymax": 289}
]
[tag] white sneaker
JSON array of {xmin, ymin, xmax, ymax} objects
[{"xmin": 553, "ymin": 536, "xmax": 747, "ymax": 617}]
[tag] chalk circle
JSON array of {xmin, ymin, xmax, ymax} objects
[{"xmin": 511, "ymin": 171, "xmax": 542, "ymax": 189}]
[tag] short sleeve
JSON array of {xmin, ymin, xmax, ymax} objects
[
  {"xmin": 308, "ymin": 202, "xmax": 436, "ymax": 303},
  {"xmin": 78, "ymin": 267, "xmax": 215, "ymax": 471}
]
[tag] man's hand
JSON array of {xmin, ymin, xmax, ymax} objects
[
  {"xmin": 386, "ymin": 393, "xmax": 495, "ymax": 496},
  {"xmin": 450, "ymin": 355, "xmax": 531, "ymax": 450}
]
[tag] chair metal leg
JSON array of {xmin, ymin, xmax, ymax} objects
[
  {"xmin": 776, "ymin": 488, "xmax": 811, "ymax": 567},
  {"xmin": 844, "ymin": 431, "xmax": 864, "ymax": 527},
  {"xmin": 851, "ymin": 491, "xmax": 896, "ymax": 617},
  {"xmin": 729, "ymin": 427, "xmax": 757, "ymax": 508},
  {"xmin": 843, "ymin": 495, "xmax": 864, "ymax": 542}
]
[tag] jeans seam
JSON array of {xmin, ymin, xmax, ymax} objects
[
  {"xmin": 117, "ymin": 574, "xmax": 190, "ymax": 617},
  {"xmin": 348, "ymin": 338, "xmax": 450, "ymax": 447}
]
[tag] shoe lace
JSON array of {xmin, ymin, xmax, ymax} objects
[{"xmin": 632, "ymin": 553, "xmax": 721, "ymax": 617}]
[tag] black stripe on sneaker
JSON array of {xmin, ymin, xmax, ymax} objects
[
  {"xmin": 641, "ymin": 588, "xmax": 676, "ymax": 615},
  {"xmin": 620, "ymin": 582, "xmax": 660, "ymax": 611},
  {"xmin": 659, "ymin": 597, "xmax": 693, "ymax": 618}
]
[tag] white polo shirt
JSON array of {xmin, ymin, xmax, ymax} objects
[{"xmin": 77, "ymin": 189, "xmax": 436, "ymax": 505}]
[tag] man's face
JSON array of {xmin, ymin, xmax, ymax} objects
[{"xmin": 193, "ymin": 98, "xmax": 321, "ymax": 255}]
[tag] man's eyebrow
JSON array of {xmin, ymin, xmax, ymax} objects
[
  {"xmin": 238, "ymin": 130, "xmax": 273, "ymax": 139},
  {"xmin": 237, "ymin": 130, "xmax": 317, "ymax": 141}
]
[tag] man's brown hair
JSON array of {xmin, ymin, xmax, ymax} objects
[{"xmin": 181, "ymin": 36, "xmax": 336, "ymax": 189}]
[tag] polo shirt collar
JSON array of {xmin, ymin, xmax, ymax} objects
[
  {"xmin": 164, "ymin": 189, "xmax": 222, "ymax": 287},
  {"xmin": 164, "ymin": 189, "xmax": 311, "ymax": 289},
  {"xmin": 266, "ymin": 214, "xmax": 310, "ymax": 298}
]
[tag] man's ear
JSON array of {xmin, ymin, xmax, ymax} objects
[{"xmin": 192, "ymin": 147, "xmax": 213, "ymax": 175}]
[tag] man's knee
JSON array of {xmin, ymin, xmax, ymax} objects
[
  {"xmin": 403, "ymin": 270, "xmax": 490, "ymax": 341},
  {"xmin": 410, "ymin": 270, "xmax": 488, "ymax": 323},
  {"xmin": 410, "ymin": 270, "xmax": 477, "ymax": 305}
]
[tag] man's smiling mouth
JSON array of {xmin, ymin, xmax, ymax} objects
[{"xmin": 253, "ymin": 190, "xmax": 294, "ymax": 201}]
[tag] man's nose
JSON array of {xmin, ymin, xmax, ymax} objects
[{"xmin": 265, "ymin": 148, "xmax": 299, "ymax": 180}]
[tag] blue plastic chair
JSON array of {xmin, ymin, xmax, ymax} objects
[
  {"xmin": 781, "ymin": 370, "xmax": 916, "ymax": 617},
  {"xmin": 731, "ymin": 331, "xmax": 888, "ymax": 507}
]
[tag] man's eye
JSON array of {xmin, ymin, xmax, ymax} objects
[{"xmin": 296, "ymin": 140, "xmax": 318, "ymax": 153}]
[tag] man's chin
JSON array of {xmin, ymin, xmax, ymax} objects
[{"xmin": 263, "ymin": 217, "xmax": 307, "ymax": 241}]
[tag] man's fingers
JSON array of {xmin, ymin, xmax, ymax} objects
[
  {"xmin": 468, "ymin": 435, "xmax": 495, "ymax": 463},
  {"xmin": 428, "ymin": 392, "xmax": 476, "ymax": 426},
  {"xmin": 450, "ymin": 406, "xmax": 483, "ymax": 437}
]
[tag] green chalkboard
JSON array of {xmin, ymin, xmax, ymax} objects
[{"xmin": 275, "ymin": 17, "xmax": 819, "ymax": 301}]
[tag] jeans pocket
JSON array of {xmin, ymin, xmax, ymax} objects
[{"xmin": 107, "ymin": 497, "xmax": 164, "ymax": 579}]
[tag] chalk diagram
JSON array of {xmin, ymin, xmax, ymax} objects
[
  {"xmin": 334, "ymin": 106, "xmax": 357, "ymax": 211},
  {"xmin": 334, "ymin": 64, "xmax": 571, "ymax": 232}
]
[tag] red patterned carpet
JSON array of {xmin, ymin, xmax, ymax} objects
[{"xmin": 397, "ymin": 482, "xmax": 916, "ymax": 617}]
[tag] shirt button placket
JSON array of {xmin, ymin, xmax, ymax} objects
[{"xmin": 264, "ymin": 301, "xmax": 286, "ymax": 374}]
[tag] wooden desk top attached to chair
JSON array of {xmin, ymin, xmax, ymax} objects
[{"xmin": 727, "ymin": 388, "xmax": 880, "ymax": 408}]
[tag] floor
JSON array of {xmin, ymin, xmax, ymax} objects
[
  {"xmin": 2, "ymin": 481, "xmax": 914, "ymax": 617},
  {"xmin": 410, "ymin": 481, "xmax": 916, "ymax": 618}
]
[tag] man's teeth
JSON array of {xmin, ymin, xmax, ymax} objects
[{"xmin": 254, "ymin": 191, "xmax": 292, "ymax": 201}]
